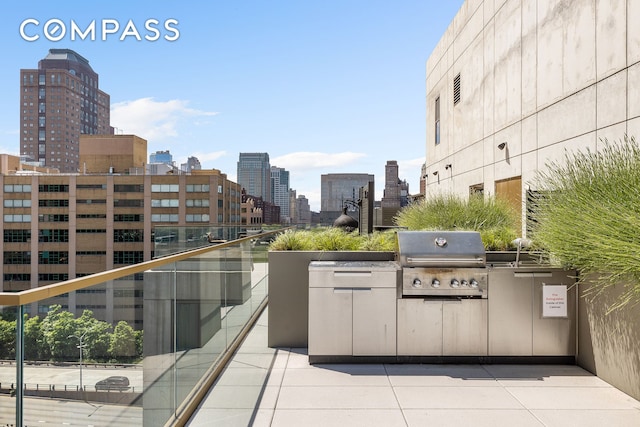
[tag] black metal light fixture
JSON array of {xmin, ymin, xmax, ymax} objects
[
  {"xmin": 334, "ymin": 199, "xmax": 360, "ymax": 232},
  {"xmin": 432, "ymin": 171, "xmax": 439, "ymax": 176},
  {"xmin": 445, "ymin": 164, "xmax": 452, "ymax": 170},
  {"xmin": 498, "ymin": 142, "xmax": 507, "ymax": 150}
]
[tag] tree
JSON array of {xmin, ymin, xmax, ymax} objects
[
  {"xmin": 109, "ymin": 321, "xmax": 137, "ymax": 361},
  {"xmin": 40, "ymin": 305, "xmax": 77, "ymax": 361},
  {"xmin": 134, "ymin": 329, "xmax": 144, "ymax": 358},
  {"xmin": 0, "ymin": 319, "xmax": 15, "ymax": 359},
  {"xmin": 24, "ymin": 315, "xmax": 49, "ymax": 360},
  {"xmin": 75, "ymin": 310, "xmax": 112, "ymax": 362}
]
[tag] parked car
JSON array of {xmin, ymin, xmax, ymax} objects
[{"xmin": 95, "ymin": 376, "xmax": 130, "ymax": 391}]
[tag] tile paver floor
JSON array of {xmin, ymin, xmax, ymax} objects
[{"xmin": 188, "ymin": 308, "xmax": 640, "ymax": 427}]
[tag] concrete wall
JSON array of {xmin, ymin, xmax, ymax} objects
[
  {"xmin": 426, "ymin": 0, "xmax": 640, "ymax": 235},
  {"xmin": 578, "ymin": 281, "xmax": 640, "ymax": 401}
]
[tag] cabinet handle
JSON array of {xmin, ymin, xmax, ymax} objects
[
  {"xmin": 332, "ymin": 288, "xmax": 352, "ymax": 294},
  {"xmin": 333, "ymin": 271, "xmax": 372, "ymax": 277}
]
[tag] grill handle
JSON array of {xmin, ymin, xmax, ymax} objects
[{"xmin": 406, "ymin": 257, "xmax": 485, "ymax": 265}]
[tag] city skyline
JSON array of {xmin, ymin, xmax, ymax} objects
[{"xmin": 1, "ymin": 1, "xmax": 465, "ymax": 211}]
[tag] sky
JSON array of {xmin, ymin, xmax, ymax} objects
[{"xmin": 0, "ymin": 1, "xmax": 464, "ymax": 212}]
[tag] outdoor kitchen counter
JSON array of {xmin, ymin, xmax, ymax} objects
[{"xmin": 308, "ymin": 263, "xmax": 577, "ymax": 363}]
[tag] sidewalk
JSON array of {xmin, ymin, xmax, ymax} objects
[{"xmin": 188, "ymin": 308, "xmax": 640, "ymax": 427}]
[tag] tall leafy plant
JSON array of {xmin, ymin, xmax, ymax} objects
[
  {"xmin": 529, "ymin": 135, "xmax": 640, "ymax": 309},
  {"xmin": 393, "ymin": 193, "xmax": 519, "ymax": 250}
]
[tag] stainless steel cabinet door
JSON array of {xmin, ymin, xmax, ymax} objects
[
  {"xmin": 443, "ymin": 299, "xmax": 488, "ymax": 355},
  {"xmin": 488, "ymin": 270, "xmax": 533, "ymax": 355},
  {"xmin": 533, "ymin": 271, "xmax": 576, "ymax": 355},
  {"xmin": 352, "ymin": 288, "xmax": 397, "ymax": 356},
  {"xmin": 397, "ymin": 298, "xmax": 443, "ymax": 355},
  {"xmin": 308, "ymin": 287, "xmax": 352, "ymax": 356}
]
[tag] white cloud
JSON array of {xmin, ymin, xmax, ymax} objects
[
  {"xmin": 271, "ymin": 151, "xmax": 367, "ymax": 170},
  {"xmin": 111, "ymin": 98, "xmax": 218, "ymax": 141}
]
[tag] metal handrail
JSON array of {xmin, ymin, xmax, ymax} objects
[{"xmin": 0, "ymin": 227, "xmax": 290, "ymax": 307}]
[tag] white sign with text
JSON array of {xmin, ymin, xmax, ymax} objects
[{"xmin": 542, "ymin": 284, "xmax": 568, "ymax": 318}]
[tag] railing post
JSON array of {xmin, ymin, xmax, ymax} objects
[{"xmin": 16, "ymin": 304, "xmax": 24, "ymax": 427}]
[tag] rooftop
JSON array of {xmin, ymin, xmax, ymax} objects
[{"xmin": 188, "ymin": 307, "xmax": 640, "ymax": 427}]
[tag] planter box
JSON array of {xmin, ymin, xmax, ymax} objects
[
  {"xmin": 268, "ymin": 251, "xmax": 395, "ymax": 348},
  {"xmin": 578, "ymin": 280, "xmax": 640, "ymax": 401}
]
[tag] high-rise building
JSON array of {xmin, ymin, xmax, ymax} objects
[
  {"xmin": 380, "ymin": 160, "xmax": 409, "ymax": 226},
  {"xmin": 319, "ymin": 173, "xmax": 374, "ymax": 225},
  {"xmin": 295, "ymin": 195, "xmax": 311, "ymax": 225},
  {"xmin": 237, "ymin": 153, "xmax": 271, "ymax": 201},
  {"xmin": 20, "ymin": 49, "xmax": 112, "ymax": 173},
  {"xmin": 0, "ymin": 135, "xmax": 242, "ymax": 328},
  {"xmin": 182, "ymin": 156, "xmax": 202, "ymax": 173},
  {"xmin": 270, "ymin": 166, "xmax": 290, "ymax": 222},
  {"xmin": 149, "ymin": 150, "xmax": 173, "ymax": 165}
]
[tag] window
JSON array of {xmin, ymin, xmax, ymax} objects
[
  {"xmin": 77, "ymin": 229, "xmax": 106, "ymax": 234},
  {"xmin": 4, "ymin": 274, "xmax": 31, "ymax": 281},
  {"xmin": 38, "ymin": 251, "xmax": 68, "ymax": 264},
  {"xmin": 77, "ymin": 184, "xmax": 107, "ymax": 189},
  {"xmin": 39, "ymin": 229, "xmax": 69, "ymax": 243},
  {"xmin": 217, "ymin": 185, "xmax": 223, "ymax": 194},
  {"xmin": 186, "ymin": 199, "xmax": 210, "ymax": 207},
  {"xmin": 77, "ymin": 213, "xmax": 107, "ymax": 219},
  {"xmin": 113, "ymin": 251, "xmax": 144, "ymax": 265},
  {"xmin": 39, "ymin": 214, "xmax": 69, "ymax": 222},
  {"xmin": 114, "ymin": 199, "xmax": 144, "ymax": 207},
  {"xmin": 151, "ymin": 184, "xmax": 179, "ymax": 192},
  {"xmin": 114, "ymin": 184, "xmax": 143, "ymax": 192},
  {"xmin": 186, "ymin": 214, "xmax": 210, "ymax": 222},
  {"xmin": 114, "ymin": 230, "xmax": 144, "ymax": 242},
  {"xmin": 151, "ymin": 199, "xmax": 179, "ymax": 208},
  {"xmin": 77, "ymin": 199, "xmax": 106, "ymax": 204},
  {"xmin": 76, "ymin": 251, "xmax": 107, "ymax": 256},
  {"xmin": 4, "ymin": 251, "xmax": 31, "ymax": 264},
  {"xmin": 151, "ymin": 214, "xmax": 179, "ymax": 222},
  {"xmin": 4, "ymin": 184, "xmax": 32, "ymax": 192},
  {"xmin": 4, "ymin": 214, "xmax": 32, "ymax": 223},
  {"xmin": 435, "ymin": 96, "xmax": 441, "ymax": 145},
  {"xmin": 186, "ymin": 184, "xmax": 210, "ymax": 192},
  {"xmin": 4, "ymin": 230, "xmax": 31, "ymax": 243},
  {"xmin": 38, "ymin": 184, "xmax": 69, "ymax": 192},
  {"xmin": 470, "ymin": 184, "xmax": 484, "ymax": 196},
  {"xmin": 453, "ymin": 73, "xmax": 461, "ymax": 105},
  {"xmin": 4, "ymin": 199, "xmax": 32, "ymax": 208},
  {"xmin": 114, "ymin": 214, "xmax": 143, "ymax": 222},
  {"xmin": 38, "ymin": 273, "xmax": 69, "ymax": 281},
  {"xmin": 39, "ymin": 199, "xmax": 69, "ymax": 207}
]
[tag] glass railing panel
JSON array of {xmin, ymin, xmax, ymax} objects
[
  {"xmin": 0, "ymin": 305, "xmax": 18, "ymax": 426},
  {"xmin": 7, "ymin": 276, "xmax": 145, "ymax": 426},
  {"xmin": 152, "ymin": 225, "xmax": 259, "ymax": 258},
  {"xmin": 0, "ymin": 227, "xmax": 287, "ymax": 426},
  {"xmin": 171, "ymin": 247, "xmax": 228, "ymax": 417}
]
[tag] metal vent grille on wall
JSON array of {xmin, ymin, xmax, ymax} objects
[{"xmin": 453, "ymin": 73, "xmax": 461, "ymax": 105}]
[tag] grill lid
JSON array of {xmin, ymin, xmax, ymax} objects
[{"xmin": 397, "ymin": 231, "xmax": 486, "ymax": 268}]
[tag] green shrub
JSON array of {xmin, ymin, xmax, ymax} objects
[
  {"xmin": 269, "ymin": 228, "xmax": 397, "ymax": 251},
  {"xmin": 530, "ymin": 135, "xmax": 640, "ymax": 309},
  {"xmin": 268, "ymin": 229, "xmax": 316, "ymax": 251},
  {"xmin": 393, "ymin": 193, "xmax": 519, "ymax": 250}
]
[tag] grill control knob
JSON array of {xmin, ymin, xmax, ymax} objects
[
  {"xmin": 461, "ymin": 279, "xmax": 469, "ymax": 287},
  {"xmin": 470, "ymin": 279, "xmax": 479, "ymax": 288},
  {"xmin": 431, "ymin": 279, "xmax": 440, "ymax": 288},
  {"xmin": 450, "ymin": 279, "xmax": 460, "ymax": 288},
  {"xmin": 412, "ymin": 278, "xmax": 422, "ymax": 288}
]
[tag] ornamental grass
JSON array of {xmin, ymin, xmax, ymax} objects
[
  {"xmin": 529, "ymin": 135, "xmax": 640, "ymax": 310},
  {"xmin": 393, "ymin": 193, "xmax": 519, "ymax": 251}
]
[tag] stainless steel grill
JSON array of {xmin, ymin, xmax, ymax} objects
[{"xmin": 397, "ymin": 231, "xmax": 488, "ymax": 298}]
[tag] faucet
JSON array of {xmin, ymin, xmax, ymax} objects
[{"xmin": 511, "ymin": 237, "xmax": 532, "ymax": 267}]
